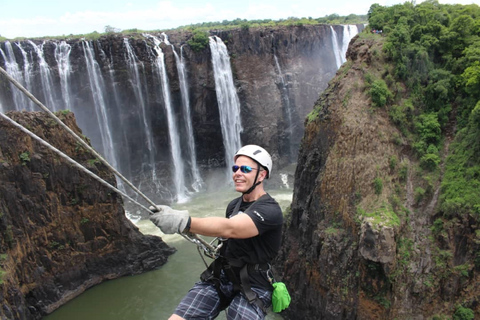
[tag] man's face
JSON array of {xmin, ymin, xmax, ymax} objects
[{"xmin": 232, "ymin": 155, "xmax": 262, "ymax": 193}]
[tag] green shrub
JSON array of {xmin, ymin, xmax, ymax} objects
[
  {"xmin": 369, "ymin": 79, "xmax": 393, "ymax": 107},
  {"xmin": 19, "ymin": 152, "xmax": 30, "ymax": 165},
  {"xmin": 389, "ymin": 155, "xmax": 398, "ymax": 170},
  {"xmin": 415, "ymin": 187, "xmax": 426, "ymax": 203},
  {"xmin": 453, "ymin": 305, "xmax": 474, "ymax": 320},
  {"xmin": 187, "ymin": 30, "xmax": 210, "ymax": 52},
  {"xmin": 373, "ymin": 177, "xmax": 383, "ymax": 195}
]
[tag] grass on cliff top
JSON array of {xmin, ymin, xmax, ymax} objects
[
  {"xmin": 357, "ymin": 203, "xmax": 401, "ymax": 229},
  {"xmin": 0, "ymin": 14, "xmax": 367, "ymax": 41}
]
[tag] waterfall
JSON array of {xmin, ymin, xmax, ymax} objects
[
  {"xmin": 329, "ymin": 26, "xmax": 343, "ymax": 69},
  {"xmin": 146, "ymin": 35, "xmax": 188, "ymax": 203},
  {"xmin": 28, "ymin": 41, "xmax": 58, "ymax": 111},
  {"xmin": 54, "ymin": 41, "xmax": 73, "ymax": 111},
  {"xmin": 209, "ymin": 36, "xmax": 243, "ymax": 178},
  {"xmin": 123, "ymin": 38, "xmax": 164, "ymax": 196},
  {"xmin": 162, "ymin": 32, "xmax": 204, "ymax": 192},
  {"xmin": 274, "ymin": 54, "xmax": 295, "ymax": 162},
  {"xmin": 341, "ymin": 25, "xmax": 359, "ymax": 63},
  {"xmin": 16, "ymin": 43, "xmax": 35, "ymax": 111},
  {"xmin": 330, "ymin": 25, "xmax": 360, "ymax": 69},
  {"xmin": 178, "ymin": 46, "xmax": 204, "ymax": 191},
  {"xmin": 1, "ymin": 42, "xmax": 30, "ymax": 111},
  {"xmin": 81, "ymin": 41, "xmax": 117, "ymax": 168}
]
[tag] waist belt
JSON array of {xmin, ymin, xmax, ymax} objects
[{"xmin": 200, "ymin": 258, "xmax": 269, "ymax": 313}]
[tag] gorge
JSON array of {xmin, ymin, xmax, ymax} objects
[
  {"xmin": 0, "ymin": 24, "xmax": 362, "ymax": 319},
  {"xmin": 0, "ymin": 24, "xmax": 361, "ymax": 206},
  {"xmin": 2, "ymin": 3, "xmax": 480, "ymax": 318}
]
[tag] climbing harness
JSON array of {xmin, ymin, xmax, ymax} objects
[
  {"xmin": 199, "ymin": 195, "xmax": 275, "ymax": 313},
  {"xmin": 0, "ymin": 66, "xmax": 218, "ymax": 257}
]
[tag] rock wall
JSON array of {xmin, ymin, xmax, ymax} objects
[
  {"xmin": 0, "ymin": 111, "xmax": 175, "ymax": 319},
  {"xmin": 0, "ymin": 24, "xmax": 363, "ymax": 201},
  {"xmin": 273, "ymin": 35, "xmax": 480, "ymax": 319}
]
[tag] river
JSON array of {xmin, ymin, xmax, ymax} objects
[{"xmin": 44, "ymin": 187, "xmax": 292, "ymax": 320}]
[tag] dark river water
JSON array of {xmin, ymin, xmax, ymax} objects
[{"xmin": 44, "ymin": 188, "xmax": 292, "ymax": 320}]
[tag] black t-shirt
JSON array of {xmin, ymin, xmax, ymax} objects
[{"xmin": 223, "ymin": 193, "xmax": 283, "ymax": 289}]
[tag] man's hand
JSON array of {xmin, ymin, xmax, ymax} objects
[{"xmin": 149, "ymin": 205, "xmax": 191, "ymax": 234}]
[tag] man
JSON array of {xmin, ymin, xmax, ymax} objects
[{"xmin": 150, "ymin": 145, "xmax": 283, "ymax": 320}]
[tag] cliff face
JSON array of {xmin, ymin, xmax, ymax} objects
[
  {"xmin": 0, "ymin": 111, "xmax": 175, "ymax": 319},
  {"xmin": 274, "ymin": 35, "xmax": 480, "ymax": 319},
  {"xmin": 0, "ymin": 24, "xmax": 362, "ymax": 201}
]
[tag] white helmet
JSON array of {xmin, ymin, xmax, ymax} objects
[{"xmin": 234, "ymin": 145, "xmax": 272, "ymax": 178}]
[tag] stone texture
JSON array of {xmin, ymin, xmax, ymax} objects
[{"xmin": 0, "ymin": 111, "xmax": 175, "ymax": 319}]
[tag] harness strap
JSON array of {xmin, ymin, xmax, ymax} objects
[
  {"xmin": 240, "ymin": 264, "xmax": 267, "ymax": 313},
  {"xmin": 201, "ymin": 194, "xmax": 272, "ymax": 312}
]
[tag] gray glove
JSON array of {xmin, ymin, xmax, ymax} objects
[{"xmin": 149, "ymin": 205, "xmax": 190, "ymax": 234}]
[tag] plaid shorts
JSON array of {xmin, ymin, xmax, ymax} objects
[{"xmin": 173, "ymin": 274, "xmax": 272, "ymax": 320}]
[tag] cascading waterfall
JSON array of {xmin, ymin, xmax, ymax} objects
[
  {"xmin": 341, "ymin": 25, "xmax": 359, "ymax": 63},
  {"xmin": 179, "ymin": 46, "xmax": 204, "ymax": 191},
  {"xmin": 54, "ymin": 41, "xmax": 73, "ymax": 111},
  {"xmin": 274, "ymin": 54, "xmax": 295, "ymax": 162},
  {"xmin": 82, "ymin": 41, "xmax": 118, "ymax": 168},
  {"xmin": 123, "ymin": 38, "xmax": 161, "ymax": 194},
  {"xmin": 146, "ymin": 34, "xmax": 188, "ymax": 202},
  {"xmin": 16, "ymin": 43, "xmax": 35, "ymax": 111},
  {"xmin": 1, "ymin": 42, "xmax": 31, "ymax": 111},
  {"xmin": 106, "ymin": 59, "xmax": 133, "ymax": 186},
  {"xmin": 330, "ymin": 25, "xmax": 360, "ymax": 68},
  {"xmin": 162, "ymin": 33, "xmax": 204, "ymax": 192},
  {"xmin": 28, "ymin": 41, "xmax": 58, "ymax": 111},
  {"xmin": 329, "ymin": 26, "xmax": 343, "ymax": 69},
  {"xmin": 209, "ymin": 36, "xmax": 243, "ymax": 179}
]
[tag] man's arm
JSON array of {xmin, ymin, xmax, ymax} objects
[{"xmin": 189, "ymin": 214, "xmax": 259, "ymax": 239}]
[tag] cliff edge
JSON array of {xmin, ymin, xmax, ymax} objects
[
  {"xmin": 0, "ymin": 111, "xmax": 175, "ymax": 319},
  {"xmin": 274, "ymin": 33, "xmax": 479, "ymax": 319}
]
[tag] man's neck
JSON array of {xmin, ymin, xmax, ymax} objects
[{"xmin": 242, "ymin": 188, "xmax": 266, "ymax": 202}]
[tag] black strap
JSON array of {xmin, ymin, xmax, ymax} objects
[
  {"xmin": 240, "ymin": 264, "xmax": 267, "ymax": 313},
  {"xmin": 200, "ymin": 194, "xmax": 271, "ymax": 311}
]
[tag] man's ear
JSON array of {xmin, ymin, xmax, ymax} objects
[{"xmin": 259, "ymin": 170, "xmax": 267, "ymax": 182}]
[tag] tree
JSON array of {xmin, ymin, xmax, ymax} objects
[{"xmin": 105, "ymin": 25, "xmax": 120, "ymax": 33}]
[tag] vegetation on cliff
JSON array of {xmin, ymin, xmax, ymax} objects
[
  {"xmin": 368, "ymin": 0, "xmax": 480, "ymax": 217},
  {"xmin": 367, "ymin": 0, "xmax": 480, "ymax": 316},
  {"xmin": 291, "ymin": 1, "xmax": 480, "ymax": 318},
  {"xmin": 0, "ymin": 14, "xmax": 367, "ymax": 42}
]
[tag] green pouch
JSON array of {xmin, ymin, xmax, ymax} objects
[{"xmin": 271, "ymin": 282, "xmax": 291, "ymax": 312}]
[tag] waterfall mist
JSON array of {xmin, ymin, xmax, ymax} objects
[{"xmin": 0, "ymin": 24, "xmax": 362, "ymax": 208}]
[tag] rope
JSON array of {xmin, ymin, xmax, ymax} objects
[
  {"xmin": 0, "ymin": 66, "xmax": 157, "ymax": 208},
  {"xmin": 0, "ymin": 112, "xmax": 152, "ymax": 213},
  {"xmin": 0, "ymin": 66, "xmax": 221, "ymax": 256}
]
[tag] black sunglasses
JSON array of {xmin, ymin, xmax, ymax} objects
[{"xmin": 232, "ymin": 165, "xmax": 258, "ymax": 174}]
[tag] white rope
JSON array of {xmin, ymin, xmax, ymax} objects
[
  {"xmin": 0, "ymin": 66, "xmax": 221, "ymax": 255},
  {"xmin": 0, "ymin": 112, "xmax": 152, "ymax": 213},
  {"xmin": 0, "ymin": 66, "xmax": 157, "ymax": 208}
]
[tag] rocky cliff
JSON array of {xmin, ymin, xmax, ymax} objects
[
  {"xmin": 0, "ymin": 111, "xmax": 175, "ymax": 319},
  {"xmin": 0, "ymin": 24, "xmax": 363, "ymax": 202},
  {"xmin": 274, "ymin": 34, "xmax": 480, "ymax": 319}
]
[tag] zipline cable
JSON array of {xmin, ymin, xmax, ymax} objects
[
  {"xmin": 0, "ymin": 112, "xmax": 219, "ymax": 254},
  {"xmin": 0, "ymin": 66, "xmax": 157, "ymax": 208},
  {"xmin": 0, "ymin": 67, "xmax": 220, "ymax": 256},
  {"xmin": 0, "ymin": 111, "xmax": 152, "ymax": 213}
]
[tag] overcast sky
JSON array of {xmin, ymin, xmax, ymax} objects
[{"xmin": 1, "ymin": 0, "xmax": 479, "ymax": 39}]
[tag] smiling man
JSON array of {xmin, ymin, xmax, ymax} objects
[{"xmin": 150, "ymin": 145, "xmax": 283, "ymax": 320}]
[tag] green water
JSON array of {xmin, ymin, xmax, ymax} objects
[{"xmin": 44, "ymin": 188, "xmax": 292, "ymax": 320}]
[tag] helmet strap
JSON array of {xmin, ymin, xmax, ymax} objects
[{"xmin": 243, "ymin": 163, "xmax": 262, "ymax": 195}]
